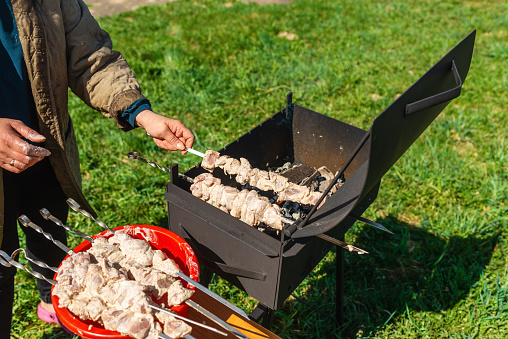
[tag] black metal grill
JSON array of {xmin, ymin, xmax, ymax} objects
[{"xmin": 164, "ymin": 31, "xmax": 476, "ymax": 326}]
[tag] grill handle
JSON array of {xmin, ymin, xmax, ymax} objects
[{"xmin": 405, "ymin": 59, "xmax": 462, "ymax": 116}]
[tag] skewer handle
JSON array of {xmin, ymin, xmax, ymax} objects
[
  {"xmin": 40, "ymin": 208, "xmax": 95, "ymax": 243},
  {"xmin": 11, "ymin": 248, "xmax": 58, "ymax": 273},
  {"xmin": 149, "ymin": 304, "xmax": 227, "ymax": 336},
  {"xmin": 0, "ymin": 250, "xmax": 57, "ymax": 285},
  {"xmin": 18, "ymin": 215, "xmax": 74, "ymax": 256},
  {"xmin": 66, "ymin": 198, "xmax": 116, "ymax": 234}
]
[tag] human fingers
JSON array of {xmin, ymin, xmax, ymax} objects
[
  {"xmin": 10, "ymin": 120, "xmax": 46, "ymax": 143},
  {"xmin": 0, "ymin": 155, "xmax": 44, "ymax": 173},
  {"xmin": 0, "ymin": 120, "xmax": 51, "ymax": 157}
]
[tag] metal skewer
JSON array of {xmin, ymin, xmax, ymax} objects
[
  {"xmin": 66, "ymin": 199, "xmax": 116, "ymax": 234},
  {"xmin": 0, "ymin": 250, "xmax": 57, "ymax": 285},
  {"xmin": 128, "ymin": 152, "xmax": 194, "ymax": 183},
  {"xmin": 40, "ymin": 208, "xmax": 95, "ymax": 243},
  {"xmin": 350, "ymin": 214, "xmax": 393, "ymax": 234},
  {"xmin": 149, "ymin": 304, "xmax": 228, "ymax": 337},
  {"xmin": 18, "ymin": 215, "xmax": 74, "ymax": 256},
  {"xmin": 10, "ymin": 248, "xmax": 58, "ymax": 272},
  {"xmin": 281, "ymin": 216, "xmax": 369, "ymax": 254},
  {"xmin": 185, "ymin": 300, "xmax": 249, "ymax": 339},
  {"xmin": 184, "ymin": 148, "xmax": 205, "ymax": 158}
]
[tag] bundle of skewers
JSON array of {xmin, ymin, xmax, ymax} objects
[{"xmin": 0, "ymin": 199, "xmax": 250, "ymax": 339}]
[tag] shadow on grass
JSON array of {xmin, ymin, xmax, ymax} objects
[{"xmin": 276, "ymin": 215, "xmax": 499, "ymax": 338}]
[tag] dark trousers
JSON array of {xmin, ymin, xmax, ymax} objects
[{"xmin": 0, "ymin": 158, "xmax": 68, "ymax": 338}]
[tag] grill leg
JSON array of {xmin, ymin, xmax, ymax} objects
[
  {"xmin": 199, "ymin": 266, "xmax": 214, "ymax": 287},
  {"xmin": 249, "ymin": 303, "xmax": 275, "ymax": 330},
  {"xmin": 336, "ymin": 244, "xmax": 344, "ymax": 325}
]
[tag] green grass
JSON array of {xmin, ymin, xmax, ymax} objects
[{"xmin": 10, "ymin": 0, "xmax": 507, "ymax": 338}]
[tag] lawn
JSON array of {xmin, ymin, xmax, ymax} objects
[{"xmin": 10, "ymin": 0, "xmax": 507, "ymax": 338}]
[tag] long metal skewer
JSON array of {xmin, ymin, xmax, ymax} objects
[
  {"xmin": 40, "ymin": 208, "xmax": 95, "ymax": 243},
  {"xmin": 350, "ymin": 214, "xmax": 393, "ymax": 234},
  {"xmin": 185, "ymin": 300, "xmax": 249, "ymax": 339},
  {"xmin": 184, "ymin": 148, "xmax": 205, "ymax": 158},
  {"xmin": 127, "ymin": 152, "xmax": 194, "ymax": 184},
  {"xmin": 149, "ymin": 304, "xmax": 228, "ymax": 337},
  {"xmin": 60, "ymin": 200, "xmax": 250, "ymax": 320},
  {"xmin": 280, "ymin": 217, "xmax": 369, "ymax": 254},
  {"xmin": 0, "ymin": 250, "xmax": 57, "ymax": 285},
  {"xmin": 10, "ymin": 248, "xmax": 58, "ymax": 272},
  {"xmin": 18, "ymin": 215, "xmax": 74, "ymax": 256},
  {"xmin": 65, "ymin": 199, "xmax": 116, "ymax": 234}
]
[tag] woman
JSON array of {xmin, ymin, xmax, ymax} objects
[{"xmin": 0, "ymin": 0, "xmax": 194, "ymax": 336}]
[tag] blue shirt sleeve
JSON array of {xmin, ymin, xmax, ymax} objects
[{"xmin": 121, "ymin": 98, "xmax": 152, "ymax": 128}]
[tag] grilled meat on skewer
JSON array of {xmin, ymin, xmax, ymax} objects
[
  {"xmin": 201, "ymin": 150, "xmax": 323, "ymax": 205},
  {"xmin": 190, "ymin": 173, "xmax": 284, "ymax": 230}
]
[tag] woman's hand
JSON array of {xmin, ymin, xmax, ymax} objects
[
  {"xmin": 0, "ymin": 119, "xmax": 51, "ymax": 173},
  {"xmin": 135, "ymin": 110, "xmax": 195, "ymax": 155}
]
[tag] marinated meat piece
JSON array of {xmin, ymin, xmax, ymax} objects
[
  {"xmin": 255, "ymin": 175, "xmax": 277, "ymax": 192},
  {"xmin": 107, "ymin": 280, "xmax": 152, "ymax": 314},
  {"xmin": 236, "ymin": 158, "xmax": 252, "ymax": 185},
  {"xmin": 230, "ymin": 189, "xmax": 248, "ymax": 219},
  {"xmin": 300, "ymin": 191, "xmax": 323, "ymax": 205},
  {"xmin": 247, "ymin": 168, "xmax": 260, "ymax": 187},
  {"xmin": 109, "ymin": 232, "xmax": 154, "ymax": 267},
  {"xmin": 209, "ymin": 184, "xmax": 225, "ymax": 208},
  {"xmin": 220, "ymin": 186, "xmax": 240, "ymax": 212},
  {"xmin": 166, "ymin": 280, "xmax": 195, "ymax": 307},
  {"xmin": 262, "ymin": 205, "xmax": 283, "ymax": 230},
  {"xmin": 128, "ymin": 266, "xmax": 175, "ymax": 299},
  {"xmin": 156, "ymin": 311, "xmax": 192, "ymax": 338},
  {"xmin": 152, "ymin": 251, "xmax": 181, "ymax": 277},
  {"xmin": 215, "ymin": 155, "xmax": 230, "ymax": 168},
  {"xmin": 270, "ymin": 171, "xmax": 289, "ymax": 192},
  {"xmin": 277, "ymin": 183, "xmax": 310, "ymax": 203},
  {"xmin": 201, "ymin": 150, "xmax": 220, "ymax": 171},
  {"xmin": 223, "ymin": 158, "xmax": 241, "ymax": 175},
  {"xmin": 84, "ymin": 264, "xmax": 106, "ymax": 292},
  {"xmin": 190, "ymin": 181, "xmax": 204, "ymax": 199},
  {"xmin": 102, "ymin": 309, "xmax": 156, "ymax": 339}
]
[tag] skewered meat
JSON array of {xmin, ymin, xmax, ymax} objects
[
  {"xmin": 53, "ymin": 231, "xmax": 194, "ymax": 338},
  {"xmin": 155, "ymin": 311, "xmax": 193, "ymax": 338},
  {"xmin": 102, "ymin": 308, "xmax": 158, "ymax": 339},
  {"xmin": 201, "ymin": 150, "xmax": 324, "ymax": 205},
  {"xmin": 190, "ymin": 173, "xmax": 284, "ymax": 230}
]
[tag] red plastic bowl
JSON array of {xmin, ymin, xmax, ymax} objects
[{"xmin": 51, "ymin": 225, "xmax": 200, "ymax": 339}]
